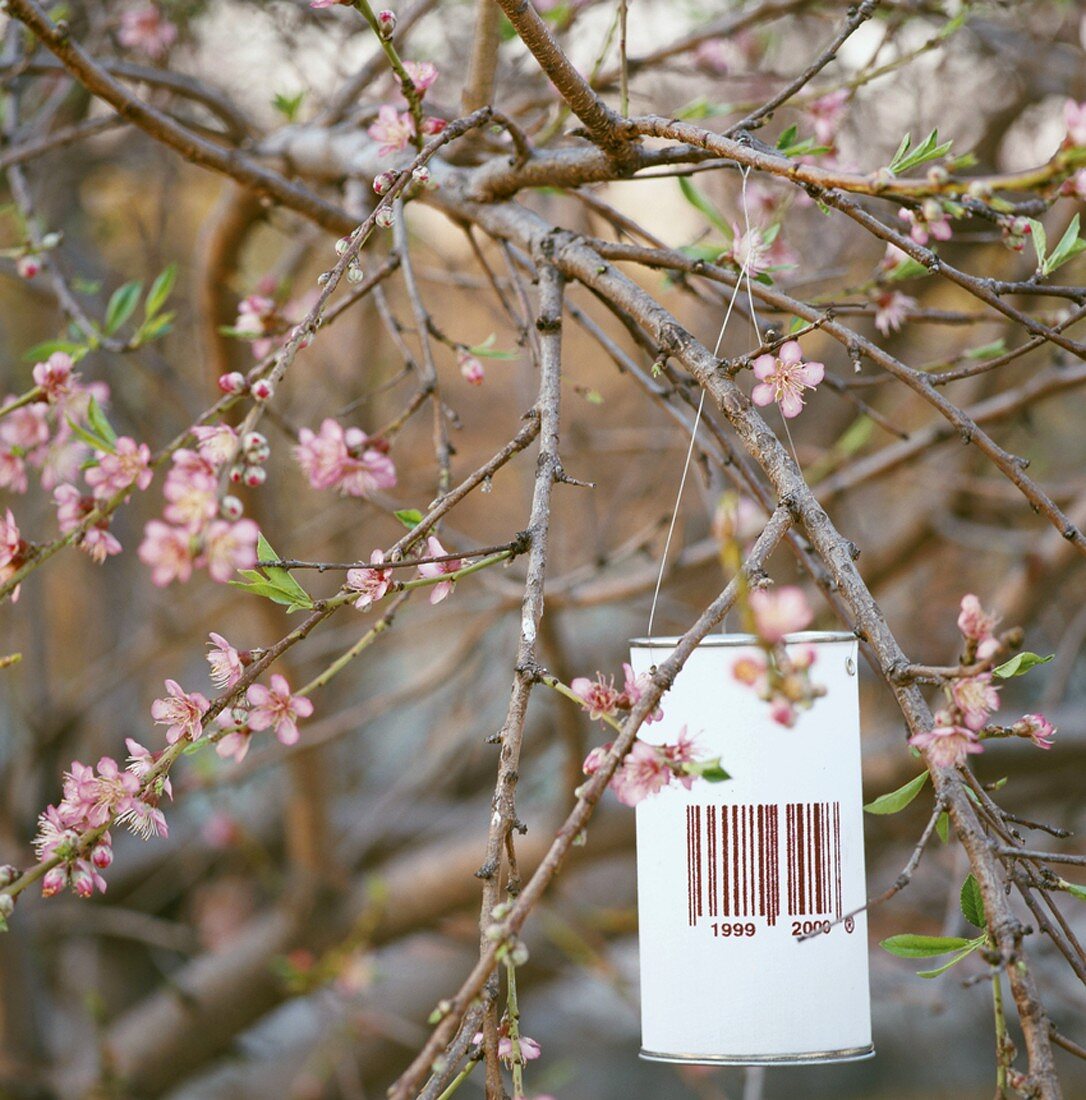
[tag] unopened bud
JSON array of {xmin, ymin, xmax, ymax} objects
[
  {"xmin": 229, "ymin": 464, "xmax": 245, "ymax": 485},
  {"xmin": 373, "ymin": 170, "xmax": 397, "ymax": 196},
  {"xmin": 926, "ymin": 165, "xmax": 948, "ymax": 185},
  {"xmin": 420, "ymin": 116, "xmax": 446, "ymax": 136},
  {"xmin": 71, "ymin": 864, "xmax": 94, "ymax": 898},
  {"xmin": 375, "ymin": 206, "xmax": 394, "ymax": 229},
  {"xmin": 335, "ymin": 236, "xmax": 352, "ymax": 255},
  {"xmin": 412, "ymin": 165, "xmax": 431, "ymax": 185},
  {"xmin": 508, "ymin": 939, "xmax": 529, "ymax": 966},
  {"xmin": 346, "ymin": 264, "xmax": 365, "ymax": 284},
  {"xmin": 220, "ymin": 495, "xmax": 244, "ymax": 520},
  {"xmin": 40, "ymin": 231, "xmax": 62, "ymax": 249},
  {"xmin": 217, "ymin": 371, "xmax": 247, "ymax": 395},
  {"xmin": 376, "ymin": 8, "xmax": 396, "ymax": 37},
  {"xmin": 0, "ymin": 865, "xmax": 18, "ymax": 888},
  {"xmin": 242, "ymin": 431, "xmax": 267, "ymax": 453},
  {"xmin": 0, "ymin": 894, "xmax": 13, "ymax": 920},
  {"xmin": 231, "ymin": 705, "xmax": 250, "ymax": 725},
  {"xmin": 41, "ymin": 866, "xmax": 69, "ymax": 897},
  {"xmin": 251, "ymin": 379, "xmax": 274, "ymax": 402},
  {"xmin": 91, "ymin": 843, "xmax": 113, "ymax": 870},
  {"xmin": 244, "ymin": 465, "xmax": 267, "ymax": 488}
]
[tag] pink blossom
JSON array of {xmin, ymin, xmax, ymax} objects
[
  {"xmin": 732, "ymin": 653, "xmax": 768, "ymax": 688},
  {"xmin": 621, "ymin": 663, "xmax": 663, "ymax": 723},
  {"xmin": 416, "ymin": 535, "xmax": 461, "ymax": 604},
  {"xmin": 79, "ymin": 525, "xmax": 123, "ymax": 564},
  {"xmin": 207, "ymin": 632, "xmax": 244, "ymax": 689},
  {"xmin": 151, "ymin": 679, "xmax": 209, "ymax": 744},
  {"xmin": 749, "ymin": 585, "xmax": 813, "ymax": 643},
  {"xmin": 0, "ymin": 447, "xmax": 28, "ymax": 494},
  {"xmin": 1064, "ymin": 100, "xmax": 1086, "ymax": 147},
  {"xmin": 571, "ymin": 673, "xmax": 622, "ymax": 721},
  {"xmin": 610, "ymin": 740, "xmax": 672, "ymax": 806},
  {"xmin": 807, "ymin": 89, "xmax": 849, "ymax": 146},
  {"xmin": 873, "ymin": 290, "xmax": 916, "ymax": 336},
  {"xmin": 118, "ymin": 4, "xmax": 178, "ymax": 58},
  {"xmin": 139, "ymin": 521, "xmax": 194, "ymax": 585},
  {"xmin": 908, "ymin": 711, "xmax": 983, "ymax": 768},
  {"xmin": 368, "ymin": 105, "xmax": 416, "ymax": 156},
  {"xmin": 199, "ymin": 519, "xmax": 259, "ymax": 582},
  {"xmin": 750, "ymin": 341, "xmax": 824, "ymax": 419},
  {"xmin": 346, "ymin": 550, "xmax": 393, "ymax": 610},
  {"xmin": 727, "ymin": 222, "xmax": 772, "ymax": 276},
  {"xmin": 192, "ymin": 425, "xmax": 238, "ymax": 468},
  {"xmin": 216, "ymin": 726, "xmax": 253, "ymax": 763},
  {"xmin": 898, "ymin": 204, "xmax": 952, "ymax": 246},
  {"xmin": 246, "ymin": 673, "xmax": 313, "ymax": 746},
  {"xmin": 957, "ymin": 593, "xmax": 1000, "ymax": 658},
  {"xmin": 126, "ymin": 738, "xmax": 172, "ymax": 800},
  {"xmin": 582, "ymin": 743, "xmax": 611, "ymax": 775},
  {"xmin": 471, "ymin": 1032, "xmax": 542, "ymax": 1066},
  {"xmin": 660, "ymin": 726, "xmax": 700, "ymax": 789},
  {"xmin": 403, "ymin": 61, "xmax": 438, "ymax": 95},
  {"xmin": 70, "ymin": 860, "xmax": 108, "ymax": 898},
  {"xmin": 294, "ymin": 419, "xmax": 397, "ymax": 498},
  {"xmin": 1013, "ymin": 713, "xmax": 1056, "ymax": 750},
  {"xmin": 1, "ymin": 401, "xmax": 50, "ymax": 451},
  {"xmin": 85, "ymin": 437, "xmax": 152, "ymax": 501},
  {"xmin": 16, "ymin": 254, "xmax": 42, "ymax": 280},
  {"xmin": 458, "ymin": 352, "xmax": 485, "ymax": 385},
  {"xmin": 163, "ymin": 454, "xmax": 218, "ymax": 531},
  {"xmin": 712, "ymin": 494, "xmax": 766, "ymax": 547},
  {"xmin": 32, "ymin": 352, "xmax": 78, "ymax": 403},
  {"xmin": 0, "ymin": 509, "xmax": 23, "ymax": 598},
  {"xmin": 950, "ymin": 674, "xmax": 999, "ymax": 732}
]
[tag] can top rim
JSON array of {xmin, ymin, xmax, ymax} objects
[{"xmin": 629, "ymin": 630, "xmax": 856, "ymax": 648}]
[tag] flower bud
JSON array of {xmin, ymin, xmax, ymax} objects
[
  {"xmin": 420, "ymin": 117, "xmax": 446, "ymax": 136},
  {"xmin": 335, "ymin": 236, "xmax": 352, "ymax": 255},
  {"xmin": 41, "ymin": 866, "xmax": 69, "ymax": 897},
  {"xmin": 220, "ymin": 495, "xmax": 244, "ymax": 520},
  {"xmin": 0, "ymin": 893, "xmax": 13, "ymax": 920},
  {"xmin": 0, "ymin": 865, "xmax": 18, "ymax": 888},
  {"xmin": 375, "ymin": 206, "xmax": 395, "ymax": 229},
  {"xmin": 40, "ymin": 231, "xmax": 62, "ymax": 249},
  {"xmin": 91, "ymin": 843, "xmax": 113, "ymax": 870},
  {"xmin": 921, "ymin": 198, "xmax": 942, "ymax": 223},
  {"xmin": 376, "ymin": 8, "xmax": 396, "ymax": 37},
  {"xmin": 508, "ymin": 939, "xmax": 529, "ymax": 966},
  {"xmin": 71, "ymin": 864, "xmax": 94, "ymax": 898},
  {"xmin": 412, "ymin": 165, "xmax": 431, "ymax": 185},
  {"xmin": 346, "ymin": 264, "xmax": 365, "ymax": 284},
  {"xmin": 926, "ymin": 165, "xmax": 949, "ymax": 185},
  {"xmin": 16, "ymin": 254, "xmax": 42, "ymax": 279},
  {"xmin": 231, "ymin": 705, "xmax": 250, "ymax": 725},
  {"xmin": 458, "ymin": 354, "xmax": 484, "ymax": 385},
  {"xmin": 373, "ymin": 170, "xmax": 397, "ymax": 196},
  {"xmin": 242, "ymin": 431, "xmax": 267, "ymax": 453},
  {"xmin": 229, "ymin": 464, "xmax": 245, "ymax": 485},
  {"xmin": 251, "ymin": 379, "xmax": 274, "ymax": 402},
  {"xmin": 217, "ymin": 371, "xmax": 247, "ymax": 395},
  {"xmin": 244, "ymin": 465, "xmax": 267, "ymax": 488}
]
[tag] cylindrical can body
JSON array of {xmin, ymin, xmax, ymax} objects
[{"xmin": 630, "ymin": 632, "xmax": 872, "ymax": 1065}]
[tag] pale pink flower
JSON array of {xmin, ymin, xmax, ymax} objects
[
  {"xmin": 163, "ymin": 455, "xmax": 218, "ymax": 531},
  {"xmin": 470, "ymin": 1033, "xmax": 542, "ymax": 1066},
  {"xmin": 0, "ymin": 447, "xmax": 28, "ymax": 494},
  {"xmin": 0, "ymin": 509, "xmax": 23, "ymax": 598},
  {"xmin": 660, "ymin": 726, "xmax": 700, "ymax": 789},
  {"xmin": 126, "ymin": 738, "xmax": 172, "ymax": 800},
  {"xmin": 621, "ymin": 662, "xmax": 662, "ymax": 723},
  {"xmin": 85, "ymin": 436, "xmax": 152, "ymax": 501},
  {"xmin": 712, "ymin": 494, "xmax": 766, "ymax": 547},
  {"xmin": 957, "ymin": 593, "xmax": 1000, "ymax": 658},
  {"xmin": 192, "ymin": 425, "xmax": 238, "ymax": 468},
  {"xmin": 32, "ymin": 352, "xmax": 77, "ymax": 403},
  {"xmin": 1012, "ymin": 713, "xmax": 1056, "ymax": 750},
  {"xmin": 139, "ymin": 520, "xmax": 195, "ymax": 586},
  {"xmin": 898, "ymin": 205, "xmax": 952, "ymax": 246},
  {"xmin": 610, "ymin": 740, "xmax": 672, "ymax": 806},
  {"xmin": 728, "ymin": 222, "xmax": 771, "ymax": 276},
  {"xmin": 33, "ymin": 805, "xmax": 77, "ymax": 862},
  {"xmin": 403, "ymin": 60, "xmax": 438, "ymax": 95},
  {"xmin": 873, "ymin": 290, "xmax": 916, "ymax": 336},
  {"xmin": 152, "ymin": 679, "xmax": 209, "ymax": 744},
  {"xmin": 416, "ymin": 535, "xmax": 461, "ymax": 604},
  {"xmin": 207, "ymin": 632, "xmax": 244, "ymax": 689},
  {"xmin": 294, "ymin": 419, "xmax": 397, "ymax": 498},
  {"xmin": 750, "ymin": 341, "xmax": 824, "ymax": 418},
  {"xmin": 216, "ymin": 716, "xmax": 253, "ymax": 763},
  {"xmin": 82, "ymin": 756, "xmax": 142, "ymax": 829},
  {"xmin": 571, "ymin": 673, "xmax": 622, "ymax": 721},
  {"xmin": 582, "ymin": 743, "xmax": 611, "ymax": 775},
  {"xmin": 1064, "ymin": 100, "xmax": 1086, "ymax": 147},
  {"xmin": 909, "ymin": 710, "xmax": 983, "ymax": 768},
  {"xmin": 1, "ymin": 402, "xmax": 49, "ymax": 450},
  {"xmin": 199, "ymin": 519, "xmax": 259, "ymax": 582},
  {"xmin": 70, "ymin": 860, "xmax": 108, "ymax": 898},
  {"xmin": 246, "ymin": 673, "xmax": 313, "ymax": 746},
  {"xmin": 79, "ymin": 525, "xmax": 122, "ymax": 564},
  {"xmin": 950, "ymin": 674, "xmax": 999, "ymax": 732},
  {"xmin": 346, "ymin": 550, "xmax": 393, "ymax": 610},
  {"xmin": 1061, "ymin": 168, "xmax": 1086, "ymax": 199},
  {"xmin": 806, "ymin": 89, "xmax": 849, "ymax": 146},
  {"xmin": 749, "ymin": 585, "xmax": 813, "ymax": 643},
  {"xmin": 38, "ymin": 431, "xmax": 89, "ymax": 491},
  {"xmin": 732, "ymin": 652, "xmax": 768, "ymax": 688},
  {"xmin": 118, "ymin": 4, "xmax": 177, "ymax": 58},
  {"xmin": 368, "ymin": 105, "xmax": 415, "ymax": 156}
]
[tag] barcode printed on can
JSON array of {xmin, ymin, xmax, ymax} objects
[{"xmin": 685, "ymin": 802, "xmax": 842, "ymax": 927}]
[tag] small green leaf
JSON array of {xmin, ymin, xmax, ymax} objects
[
  {"xmin": 1028, "ymin": 219, "xmax": 1048, "ymax": 274},
  {"xmin": 675, "ymin": 97, "xmax": 732, "ymax": 120},
  {"xmin": 936, "ymin": 811, "xmax": 950, "ymax": 844},
  {"xmin": 960, "ymin": 873, "xmax": 985, "ymax": 929},
  {"xmin": 864, "ymin": 771, "xmax": 929, "ymax": 815},
  {"xmin": 467, "ymin": 334, "xmax": 519, "ymax": 360},
  {"xmin": 1060, "ymin": 880, "xmax": 1086, "ymax": 901},
  {"xmin": 963, "ymin": 339, "xmax": 1006, "ymax": 360},
  {"xmin": 683, "ymin": 758, "xmax": 731, "ymax": 783},
  {"xmin": 394, "ymin": 508, "xmax": 424, "ymax": 530},
  {"xmin": 228, "ymin": 532, "xmax": 313, "ymax": 612},
  {"xmin": 992, "ymin": 651, "xmax": 1053, "ymax": 679},
  {"xmin": 885, "ymin": 256, "xmax": 930, "ymax": 282},
  {"xmin": 1042, "ymin": 213, "xmax": 1086, "ymax": 276},
  {"xmin": 880, "ymin": 933, "xmax": 977, "ymax": 959},
  {"xmin": 917, "ymin": 939, "xmax": 984, "ymax": 978},
  {"xmin": 272, "ymin": 90, "xmax": 306, "ymax": 122},
  {"xmin": 776, "ymin": 124, "xmax": 798, "ymax": 150},
  {"xmin": 144, "ymin": 263, "xmax": 177, "ymax": 318},
  {"xmin": 66, "ymin": 415, "xmax": 115, "ymax": 455},
  {"xmin": 86, "ymin": 396, "xmax": 117, "ymax": 445},
  {"xmin": 888, "ymin": 129, "xmax": 954, "ymax": 175},
  {"xmin": 104, "ymin": 280, "xmax": 143, "ymax": 336},
  {"xmin": 677, "ymin": 176, "xmax": 732, "ymax": 237},
  {"xmin": 21, "ymin": 339, "xmax": 86, "ymax": 363}
]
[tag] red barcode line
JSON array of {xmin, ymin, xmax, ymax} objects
[{"xmin": 785, "ymin": 801, "xmax": 842, "ymax": 919}]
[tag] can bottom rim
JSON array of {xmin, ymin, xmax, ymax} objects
[{"xmin": 639, "ymin": 1044, "xmax": 875, "ymax": 1066}]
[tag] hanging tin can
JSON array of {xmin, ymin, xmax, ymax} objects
[{"xmin": 628, "ymin": 632, "xmax": 873, "ymax": 1066}]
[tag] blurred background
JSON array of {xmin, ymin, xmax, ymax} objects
[{"xmin": 0, "ymin": 0, "xmax": 1084, "ymax": 1096}]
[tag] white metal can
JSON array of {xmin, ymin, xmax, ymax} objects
[{"xmin": 629, "ymin": 632, "xmax": 873, "ymax": 1065}]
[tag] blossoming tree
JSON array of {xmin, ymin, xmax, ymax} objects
[{"xmin": 0, "ymin": 1, "xmax": 1085, "ymax": 1097}]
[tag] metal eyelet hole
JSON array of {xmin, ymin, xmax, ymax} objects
[{"xmin": 846, "ymin": 656, "xmax": 856, "ymax": 676}]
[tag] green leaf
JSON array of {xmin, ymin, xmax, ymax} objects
[
  {"xmin": 880, "ymin": 933, "xmax": 977, "ymax": 959},
  {"xmin": 85, "ymin": 396, "xmax": 117, "ymax": 446},
  {"xmin": 683, "ymin": 758, "xmax": 731, "ymax": 783},
  {"xmin": 936, "ymin": 811, "xmax": 950, "ymax": 844},
  {"xmin": 1060, "ymin": 880, "xmax": 1086, "ymax": 901},
  {"xmin": 888, "ymin": 129, "xmax": 954, "ymax": 175},
  {"xmin": 677, "ymin": 177, "xmax": 732, "ymax": 237},
  {"xmin": 885, "ymin": 256, "xmax": 930, "ymax": 282},
  {"xmin": 21, "ymin": 339, "xmax": 87, "ymax": 363},
  {"xmin": 135, "ymin": 311, "xmax": 175, "ymax": 344},
  {"xmin": 104, "ymin": 280, "xmax": 143, "ymax": 336},
  {"xmin": 992, "ymin": 651, "xmax": 1053, "ymax": 679},
  {"xmin": 467, "ymin": 334, "xmax": 519, "ymax": 360},
  {"xmin": 394, "ymin": 508, "xmax": 423, "ymax": 530},
  {"xmin": 144, "ymin": 263, "xmax": 177, "ymax": 319},
  {"xmin": 960, "ymin": 874, "xmax": 985, "ymax": 929},
  {"xmin": 675, "ymin": 97, "xmax": 732, "ymax": 120},
  {"xmin": 228, "ymin": 532, "xmax": 313, "ymax": 612},
  {"xmin": 1042, "ymin": 214, "xmax": 1086, "ymax": 275},
  {"xmin": 864, "ymin": 771, "xmax": 929, "ymax": 815},
  {"xmin": 66, "ymin": 415, "xmax": 115, "ymax": 455},
  {"xmin": 776, "ymin": 124, "xmax": 798, "ymax": 150},
  {"xmin": 1028, "ymin": 218, "xmax": 1048, "ymax": 274},
  {"xmin": 963, "ymin": 339, "xmax": 1006, "ymax": 360},
  {"xmin": 917, "ymin": 939, "xmax": 983, "ymax": 978},
  {"xmin": 272, "ymin": 90, "xmax": 306, "ymax": 122}
]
